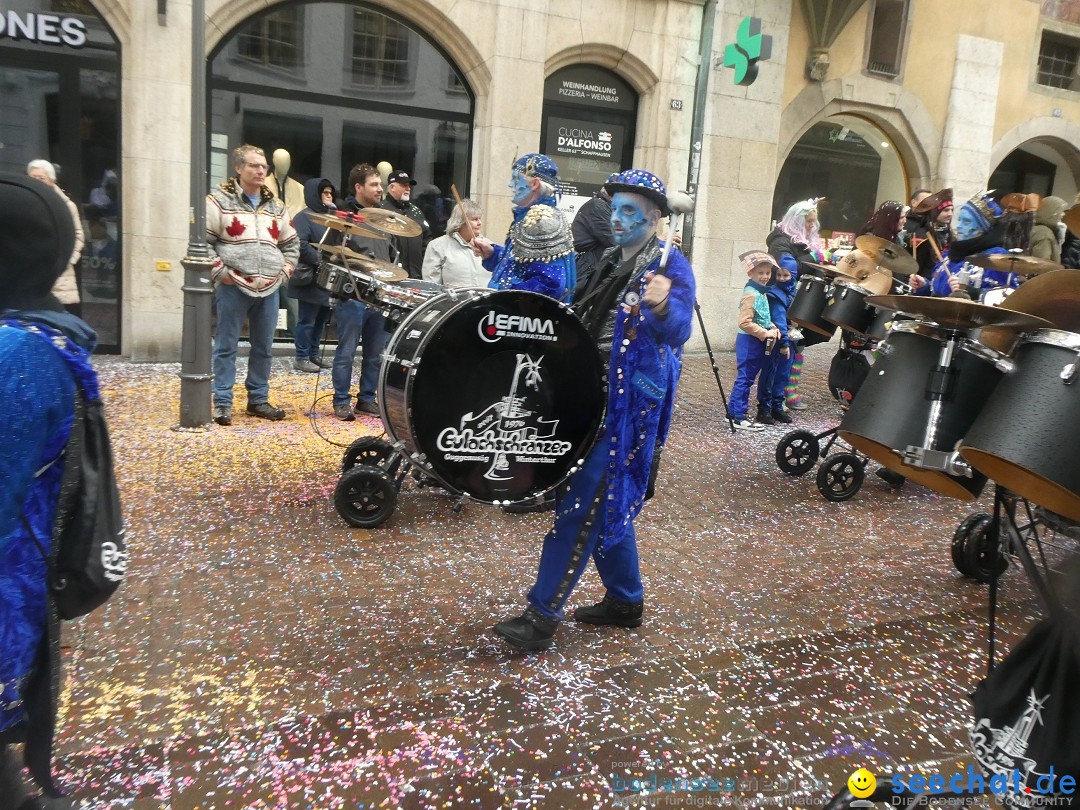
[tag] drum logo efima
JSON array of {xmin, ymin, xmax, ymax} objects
[
  {"xmin": 435, "ymin": 353, "xmax": 573, "ymax": 480},
  {"xmin": 477, "ymin": 310, "xmax": 558, "ymax": 343}
]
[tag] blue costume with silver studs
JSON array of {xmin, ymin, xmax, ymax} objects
[
  {"xmin": 484, "ymin": 197, "xmax": 575, "ymax": 302},
  {"xmin": 526, "ymin": 237, "xmax": 695, "ymax": 620}
]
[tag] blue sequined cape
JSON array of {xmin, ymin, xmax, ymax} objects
[{"xmin": 484, "ymin": 197, "xmax": 575, "ymax": 302}]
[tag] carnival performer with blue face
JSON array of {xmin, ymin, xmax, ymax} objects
[
  {"xmin": 493, "ymin": 170, "xmax": 696, "ymax": 651},
  {"xmin": 471, "ymin": 153, "xmax": 575, "ymax": 302},
  {"xmin": 931, "ymin": 192, "xmax": 1022, "ymax": 297}
]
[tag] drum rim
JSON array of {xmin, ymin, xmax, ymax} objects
[
  {"xmin": 1019, "ymin": 327, "xmax": 1080, "ymax": 349},
  {"xmin": 798, "ymin": 275, "xmax": 829, "ymax": 287},
  {"xmin": 839, "ymin": 431, "xmax": 983, "ymax": 502},
  {"xmin": 959, "ymin": 444, "xmax": 1080, "ymax": 523},
  {"xmin": 830, "ymin": 278, "xmax": 868, "ymax": 294}
]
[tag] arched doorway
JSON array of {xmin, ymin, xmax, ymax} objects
[
  {"xmin": 0, "ymin": 0, "xmax": 122, "ymax": 351},
  {"xmin": 773, "ymin": 114, "xmax": 908, "ymax": 240},
  {"xmin": 209, "ymin": 1, "xmax": 474, "ymax": 239},
  {"xmin": 989, "ymin": 137, "xmax": 1080, "ymax": 205}
]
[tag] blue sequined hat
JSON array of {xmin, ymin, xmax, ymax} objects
[
  {"xmin": 513, "ymin": 153, "xmax": 559, "ymax": 185},
  {"xmin": 604, "ymin": 169, "xmax": 670, "ymax": 216},
  {"xmin": 961, "ymin": 191, "xmax": 1003, "ymax": 233}
]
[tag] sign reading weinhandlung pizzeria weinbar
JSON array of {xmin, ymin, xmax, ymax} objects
[
  {"xmin": 542, "ymin": 65, "xmax": 636, "ymax": 112},
  {"xmin": 544, "ymin": 117, "xmax": 625, "ymax": 161}
]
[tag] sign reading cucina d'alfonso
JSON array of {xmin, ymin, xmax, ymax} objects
[{"xmin": 0, "ymin": 8, "xmax": 88, "ymax": 48}]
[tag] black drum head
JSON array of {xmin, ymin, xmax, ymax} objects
[{"xmin": 405, "ymin": 291, "xmax": 605, "ymax": 503}]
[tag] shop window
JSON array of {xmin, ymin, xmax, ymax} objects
[
  {"xmin": 1037, "ymin": 30, "xmax": 1080, "ymax": 89},
  {"xmin": 350, "ymin": 9, "xmax": 412, "ymax": 89},
  {"xmin": 237, "ymin": 7, "xmax": 304, "ymax": 73},
  {"xmin": 865, "ymin": 0, "xmax": 908, "ymax": 78}
]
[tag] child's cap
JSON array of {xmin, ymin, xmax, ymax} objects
[{"xmin": 739, "ymin": 250, "xmax": 780, "ymax": 274}]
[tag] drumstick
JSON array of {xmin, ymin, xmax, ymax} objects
[
  {"xmin": 450, "ymin": 184, "xmax": 474, "ymax": 242},
  {"xmin": 924, "ymin": 231, "xmax": 944, "ymax": 264}
]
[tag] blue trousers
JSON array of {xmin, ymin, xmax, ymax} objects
[
  {"xmin": 527, "ymin": 438, "xmax": 644, "ymax": 621},
  {"xmin": 212, "ymin": 283, "xmax": 279, "ymax": 408},
  {"xmin": 730, "ymin": 332, "xmax": 768, "ymax": 420},
  {"xmin": 294, "ymin": 300, "xmax": 331, "ymax": 361},
  {"xmin": 758, "ymin": 347, "xmax": 794, "ymax": 411},
  {"xmin": 332, "ymin": 299, "xmax": 388, "ymax": 407}
]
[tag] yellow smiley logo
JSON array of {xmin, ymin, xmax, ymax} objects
[{"xmin": 848, "ymin": 767, "xmax": 876, "ymax": 799}]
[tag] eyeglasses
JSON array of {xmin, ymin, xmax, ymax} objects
[{"xmin": 321, "ymin": 188, "xmax": 334, "ymax": 195}]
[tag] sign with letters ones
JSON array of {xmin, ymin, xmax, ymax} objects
[
  {"xmin": 545, "ymin": 117, "xmax": 624, "ymax": 162},
  {"xmin": 0, "ymin": 8, "xmax": 88, "ymax": 47}
]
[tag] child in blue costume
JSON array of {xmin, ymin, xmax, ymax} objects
[
  {"xmin": 756, "ymin": 262, "xmax": 796, "ymax": 425},
  {"xmin": 729, "ymin": 251, "xmax": 781, "ymax": 432},
  {"xmin": 493, "ymin": 170, "xmax": 696, "ymax": 651},
  {"xmin": 474, "ymin": 153, "xmax": 575, "ymax": 303},
  {"xmin": 1, "ymin": 174, "xmax": 97, "ymax": 806}
]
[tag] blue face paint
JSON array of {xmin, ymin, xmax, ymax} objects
[
  {"xmin": 610, "ymin": 192, "xmax": 653, "ymax": 248},
  {"xmin": 509, "ymin": 171, "xmax": 534, "ymax": 205},
  {"xmin": 955, "ymin": 207, "xmax": 984, "ymax": 241}
]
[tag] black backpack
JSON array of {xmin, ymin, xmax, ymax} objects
[{"xmin": 19, "ymin": 341, "xmax": 127, "ymax": 620}]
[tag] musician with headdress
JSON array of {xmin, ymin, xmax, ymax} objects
[
  {"xmin": 492, "ymin": 169, "xmax": 695, "ymax": 651},
  {"xmin": 932, "ymin": 192, "xmax": 1022, "ymax": 297},
  {"xmin": 907, "ymin": 189, "xmax": 954, "ymax": 282},
  {"xmin": 472, "ymin": 153, "xmax": 575, "ymax": 303}
]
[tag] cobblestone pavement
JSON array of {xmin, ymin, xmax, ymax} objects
[{"xmin": 41, "ymin": 343, "xmax": 1049, "ymax": 809}]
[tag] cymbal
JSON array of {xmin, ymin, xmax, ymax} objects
[
  {"xmin": 854, "ymin": 235, "xmax": 918, "ymax": 276},
  {"xmin": 826, "ymin": 250, "xmax": 893, "ymax": 296},
  {"xmin": 979, "ymin": 269, "xmax": 1080, "ymax": 352},
  {"xmin": 803, "ymin": 261, "xmax": 858, "ymax": 279},
  {"xmin": 965, "ymin": 252, "xmax": 1063, "ymax": 276},
  {"xmin": 356, "ymin": 208, "xmax": 423, "ymax": 238},
  {"xmin": 865, "ymin": 295, "xmax": 1052, "ymax": 331},
  {"xmin": 308, "ymin": 212, "xmax": 388, "ymax": 240},
  {"xmin": 313, "ymin": 243, "xmax": 408, "ymax": 282}
]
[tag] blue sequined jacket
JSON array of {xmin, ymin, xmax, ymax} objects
[
  {"xmin": 597, "ymin": 240, "xmax": 696, "ymax": 551},
  {"xmin": 484, "ymin": 197, "xmax": 575, "ymax": 302},
  {"xmin": 0, "ymin": 310, "xmax": 97, "ymax": 735}
]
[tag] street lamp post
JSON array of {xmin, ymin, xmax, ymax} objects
[{"xmin": 178, "ymin": 0, "xmax": 213, "ymax": 427}]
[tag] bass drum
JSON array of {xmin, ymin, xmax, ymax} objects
[
  {"xmin": 379, "ymin": 289, "xmax": 606, "ymax": 504},
  {"xmin": 838, "ymin": 320, "xmax": 1009, "ymax": 501},
  {"xmin": 960, "ymin": 329, "xmax": 1080, "ymax": 522}
]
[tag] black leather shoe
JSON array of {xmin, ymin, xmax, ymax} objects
[
  {"xmin": 573, "ymin": 595, "xmax": 643, "ymax": 628},
  {"xmin": 246, "ymin": 402, "xmax": 286, "ymax": 420},
  {"xmin": 493, "ymin": 607, "xmax": 558, "ymax": 651}
]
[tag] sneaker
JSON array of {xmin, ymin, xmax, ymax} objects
[
  {"xmin": 756, "ymin": 407, "xmax": 775, "ymax": 426},
  {"xmin": 787, "ymin": 399, "xmax": 809, "ymax": 411},
  {"xmin": 293, "ymin": 359, "xmax": 320, "ymax": 373},
  {"xmin": 334, "ymin": 403, "xmax": 356, "ymax": 421},
  {"xmin": 493, "ymin": 607, "xmax": 558, "ymax": 651},
  {"xmin": 355, "ymin": 399, "xmax": 380, "ymax": 416},
  {"xmin": 246, "ymin": 402, "xmax": 286, "ymax": 420},
  {"xmin": 732, "ymin": 418, "xmax": 765, "ymax": 432},
  {"xmin": 212, "ymin": 405, "xmax": 232, "ymax": 426},
  {"xmin": 771, "ymin": 408, "xmax": 793, "ymax": 424},
  {"xmin": 572, "ymin": 595, "xmax": 643, "ymax": 628},
  {"xmin": 311, "ymin": 356, "xmax": 334, "ymax": 369}
]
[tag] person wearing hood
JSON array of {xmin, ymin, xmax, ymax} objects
[
  {"xmin": 1, "ymin": 174, "xmax": 97, "ymax": 808},
  {"xmin": 756, "ymin": 261, "xmax": 796, "ymax": 426},
  {"xmin": 1031, "ymin": 196, "xmax": 1067, "ymax": 264},
  {"xmin": 932, "ymin": 193, "xmax": 1020, "ymax": 297},
  {"xmin": 379, "ymin": 170, "xmax": 431, "ymax": 280},
  {"xmin": 288, "ymin": 178, "xmax": 338, "ymax": 372}
]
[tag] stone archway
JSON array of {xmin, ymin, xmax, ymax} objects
[
  {"xmin": 990, "ymin": 117, "xmax": 1080, "ymax": 201},
  {"xmin": 545, "ymin": 43, "xmax": 661, "ymax": 97},
  {"xmin": 87, "ymin": 0, "xmax": 130, "ymax": 45}
]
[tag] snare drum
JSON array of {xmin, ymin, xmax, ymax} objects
[
  {"xmin": 379, "ymin": 289, "xmax": 606, "ymax": 504},
  {"xmin": 315, "ymin": 262, "xmax": 380, "ymax": 301},
  {"xmin": 839, "ymin": 320, "xmax": 1010, "ymax": 500},
  {"xmin": 960, "ymin": 329, "xmax": 1080, "ymax": 521},
  {"xmin": 823, "ymin": 278, "xmax": 877, "ymax": 334},
  {"xmin": 376, "ymin": 278, "xmax": 446, "ymax": 311},
  {"xmin": 788, "ymin": 276, "xmax": 838, "ymax": 339}
]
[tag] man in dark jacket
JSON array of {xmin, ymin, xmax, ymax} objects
[
  {"xmin": 571, "ymin": 182, "xmax": 615, "ymax": 299},
  {"xmin": 379, "ymin": 170, "xmax": 431, "ymax": 279},
  {"xmin": 288, "ymin": 178, "xmax": 338, "ymax": 372}
]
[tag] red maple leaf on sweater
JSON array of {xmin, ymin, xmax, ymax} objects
[
  {"xmin": 268, "ymin": 219, "xmax": 280, "ymax": 241},
  {"xmin": 225, "ymin": 217, "xmax": 245, "ymax": 237}
]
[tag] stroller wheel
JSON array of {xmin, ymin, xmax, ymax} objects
[
  {"xmin": 775, "ymin": 430, "xmax": 819, "ymax": 476},
  {"xmin": 342, "ymin": 436, "xmax": 395, "ymax": 472},
  {"xmin": 952, "ymin": 512, "xmax": 1007, "ymax": 582},
  {"xmin": 334, "ymin": 466, "xmax": 397, "ymax": 528},
  {"xmin": 816, "ymin": 453, "xmax": 864, "ymax": 501}
]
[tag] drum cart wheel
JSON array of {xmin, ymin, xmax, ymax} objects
[
  {"xmin": 816, "ymin": 452, "xmax": 866, "ymax": 501},
  {"xmin": 341, "ymin": 436, "xmax": 396, "ymax": 472},
  {"xmin": 334, "ymin": 466, "xmax": 398, "ymax": 528},
  {"xmin": 951, "ymin": 511, "xmax": 1008, "ymax": 583},
  {"xmin": 775, "ymin": 430, "xmax": 820, "ymax": 476}
]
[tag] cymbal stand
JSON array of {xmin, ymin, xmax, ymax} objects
[{"xmin": 693, "ymin": 299, "xmax": 736, "ymax": 434}]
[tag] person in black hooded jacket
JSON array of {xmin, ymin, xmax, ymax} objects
[{"xmin": 288, "ymin": 178, "xmax": 338, "ymax": 372}]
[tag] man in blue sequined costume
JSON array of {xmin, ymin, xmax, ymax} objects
[
  {"xmin": 493, "ymin": 170, "xmax": 696, "ymax": 651},
  {"xmin": 1, "ymin": 174, "xmax": 97, "ymax": 805},
  {"xmin": 473, "ymin": 153, "xmax": 575, "ymax": 302}
]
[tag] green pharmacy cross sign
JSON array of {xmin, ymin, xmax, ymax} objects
[{"xmin": 723, "ymin": 16, "xmax": 772, "ymax": 86}]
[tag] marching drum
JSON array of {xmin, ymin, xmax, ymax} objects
[
  {"xmin": 822, "ymin": 278, "xmax": 878, "ymax": 335},
  {"xmin": 788, "ymin": 276, "xmax": 837, "ymax": 338},
  {"xmin": 960, "ymin": 329, "xmax": 1080, "ymax": 522},
  {"xmin": 839, "ymin": 320, "xmax": 1011, "ymax": 500},
  {"xmin": 379, "ymin": 289, "xmax": 606, "ymax": 504}
]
